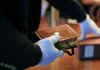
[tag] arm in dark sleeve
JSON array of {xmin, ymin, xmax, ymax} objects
[
  {"xmin": 47, "ymin": 0, "xmax": 86, "ymax": 22},
  {"xmin": 0, "ymin": 18, "xmax": 42, "ymax": 69}
]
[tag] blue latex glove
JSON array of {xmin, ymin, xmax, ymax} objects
[
  {"xmin": 79, "ymin": 15, "xmax": 100, "ymax": 40},
  {"xmin": 36, "ymin": 32, "xmax": 64, "ymax": 66}
]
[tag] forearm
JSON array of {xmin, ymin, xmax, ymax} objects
[{"xmin": 47, "ymin": 0, "xmax": 86, "ymax": 22}]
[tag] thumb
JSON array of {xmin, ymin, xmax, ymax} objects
[{"xmin": 57, "ymin": 50, "xmax": 64, "ymax": 57}]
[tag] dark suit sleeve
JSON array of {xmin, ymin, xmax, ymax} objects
[
  {"xmin": 0, "ymin": 0, "xmax": 42, "ymax": 69},
  {"xmin": 47, "ymin": 0, "xmax": 86, "ymax": 22},
  {"xmin": 0, "ymin": 19, "xmax": 42, "ymax": 69}
]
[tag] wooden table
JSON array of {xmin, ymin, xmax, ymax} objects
[
  {"xmin": 26, "ymin": 48, "xmax": 100, "ymax": 70},
  {"xmin": 79, "ymin": 34, "xmax": 100, "ymax": 45}
]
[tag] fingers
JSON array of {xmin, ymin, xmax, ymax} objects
[
  {"xmin": 79, "ymin": 30, "xmax": 87, "ymax": 41},
  {"xmin": 48, "ymin": 32, "xmax": 60, "ymax": 43},
  {"xmin": 57, "ymin": 50, "xmax": 64, "ymax": 57}
]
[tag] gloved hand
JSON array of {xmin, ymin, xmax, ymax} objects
[
  {"xmin": 36, "ymin": 32, "xmax": 64, "ymax": 66},
  {"xmin": 79, "ymin": 15, "xmax": 100, "ymax": 40}
]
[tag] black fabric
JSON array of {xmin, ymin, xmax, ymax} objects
[
  {"xmin": 75, "ymin": 0, "xmax": 92, "ymax": 14},
  {"xmin": 47, "ymin": 0, "xmax": 86, "ymax": 22},
  {"xmin": 0, "ymin": 17, "xmax": 42, "ymax": 69},
  {"xmin": 0, "ymin": 0, "xmax": 42, "ymax": 70}
]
